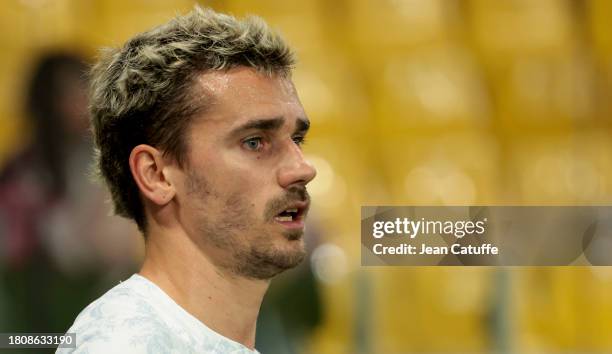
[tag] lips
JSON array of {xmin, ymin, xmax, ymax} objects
[{"xmin": 273, "ymin": 201, "xmax": 309, "ymax": 228}]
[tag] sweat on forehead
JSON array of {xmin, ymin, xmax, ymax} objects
[{"xmin": 194, "ymin": 67, "xmax": 296, "ymax": 98}]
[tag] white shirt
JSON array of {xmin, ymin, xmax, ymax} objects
[{"xmin": 57, "ymin": 274, "xmax": 259, "ymax": 354}]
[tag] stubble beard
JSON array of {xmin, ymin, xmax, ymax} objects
[{"xmin": 186, "ymin": 170, "xmax": 308, "ymax": 280}]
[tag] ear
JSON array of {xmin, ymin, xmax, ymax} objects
[{"xmin": 129, "ymin": 144, "xmax": 176, "ymax": 206}]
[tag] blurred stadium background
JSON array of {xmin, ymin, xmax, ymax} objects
[{"xmin": 1, "ymin": 0, "xmax": 612, "ymax": 353}]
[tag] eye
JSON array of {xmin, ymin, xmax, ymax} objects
[
  {"xmin": 242, "ymin": 137, "xmax": 264, "ymax": 151},
  {"xmin": 292, "ymin": 135, "xmax": 306, "ymax": 146}
]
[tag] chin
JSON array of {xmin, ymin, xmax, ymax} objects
[
  {"xmin": 272, "ymin": 234, "xmax": 305, "ymax": 259},
  {"xmin": 239, "ymin": 238, "xmax": 306, "ymax": 280},
  {"xmin": 282, "ymin": 228, "xmax": 304, "ymax": 241},
  {"xmin": 285, "ymin": 238, "xmax": 306, "ymax": 256},
  {"xmin": 279, "ymin": 231, "xmax": 306, "ymax": 253}
]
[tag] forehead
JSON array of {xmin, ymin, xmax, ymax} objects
[{"xmin": 193, "ymin": 67, "xmax": 304, "ymax": 127}]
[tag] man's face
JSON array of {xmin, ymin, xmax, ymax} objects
[{"xmin": 174, "ymin": 67, "xmax": 316, "ymax": 279}]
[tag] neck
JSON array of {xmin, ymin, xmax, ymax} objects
[{"xmin": 139, "ymin": 225, "xmax": 268, "ymax": 350}]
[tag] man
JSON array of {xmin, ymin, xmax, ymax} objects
[{"xmin": 59, "ymin": 6, "xmax": 316, "ymax": 354}]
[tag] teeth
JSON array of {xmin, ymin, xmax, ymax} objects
[
  {"xmin": 275, "ymin": 215, "xmax": 293, "ymax": 222},
  {"xmin": 285, "ymin": 208, "xmax": 298, "ymax": 213}
]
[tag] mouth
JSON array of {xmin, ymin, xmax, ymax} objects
[{"xmin": 273, "ymin": 202, "xmax": 309, "ymax": 230}]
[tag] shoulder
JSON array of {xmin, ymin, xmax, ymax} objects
[{"xmin": 58, "ymin": 276, "xmax": 178, "ymax": 354}]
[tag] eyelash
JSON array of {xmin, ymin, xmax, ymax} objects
[{"xmin": 292, "ymin": 135, "xmax": 307, "ymax": 146}]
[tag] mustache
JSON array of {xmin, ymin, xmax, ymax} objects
[{"xmin": 264, "ymin": 186, "xmax": 310, "ymax": 220}]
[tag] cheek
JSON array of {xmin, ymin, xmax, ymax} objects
[
  {"xmin": 218, "ymin": 152, "xmax": 275, "ymax": 187},
  {"xmin": 220, "ymin": 175, "xmax": 276, "ymax": 222},
  {"xmin": 223, "ymin": 178, "xmax": 264, "ymax": 211},
  {"xmin": 190, "ymin": 149, "xmax": 277, "ymax": 212}
]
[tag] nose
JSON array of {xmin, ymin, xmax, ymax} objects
[{"xmin": 277, "ymin": 141, "xmax": 317, "ymax": 188}]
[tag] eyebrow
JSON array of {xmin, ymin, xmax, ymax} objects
[
  {"xmin": 295, "ymin": 118, "xmax": 310, "ymax": 133},
  {"xmin": 229, "ymin": 116, "xmax": 310, "ymax": 137}
]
